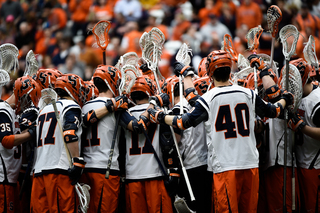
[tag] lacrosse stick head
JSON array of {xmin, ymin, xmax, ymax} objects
[
  {"xmin": 279, "ymin": 25, "xmax": 299, "ymax": 60},
  {"xmin": 54, "ymin": 74, "xmax": 86, "ymax": 107},
  {"xmin": 194, "ymin": 76, "xmax": 214, "ymax": 96},
  {"xmin": 289, "ymin": 58, "xmax": 311, "ymax": 86},
  {"xmin": 84, "ymin": 81, "xmax": 99, "ymax": 102},
  {"xmin": 223, "ymin": 34, "xmax": 238, "ymax": 62},
  {"xmin": 206, "ymin": 50, "xmax": 232, "ymax": 81},
  {"xmin": 130, "ymin": 75, "xmax": 156, "ymax": 102},
  {"xmin": 24, "ymin": 50, "xmax": 39, "ymax": 76},
  {"xmin": 279, "ymin": 64, "xmax": 303, "ymax": 112},
  {"xmin": 75, "ymin": 183, "xmax": 91, "ymax": 213},
  {"xmin": 232, "ymin": 67, "xmax": 254, "ymax": 86},
  {"xmin": 119, "ymin": 64, "xmax": 140, "ymax": 95},
  {"xmin": 142, "ymin": 42, "xmax": 164, "ymax": 81},
  {"xmin": 0, "ymin": 69, "xmax": 10, "ymax": 87},
  {"xmin": 149, "ymin": 27, "xmax": 166, "ymax": 48},
  {"xmin": 198, "ymin": 57, "xmax": 208, "ymax": 77},
  {"xmin": 246, "ymin": 25, "xmax": 263, "ymax": 53},
  {"xmin": 121, "ymin": 52, "xmax": 139, "ymax": 68},
  {"xmin": 174, "ymin": 195, "xmax": 196, "ymax": 213},
  {"xmin": 93, "ymin": 65, "xmax": 121, "ymax": 96},
  {"xmin": 237, "ymin": 53, "xmax": 250, "ymax": 70},
  {"xmin": 92, "ymin": 20, "xmax": 111, "ymax": 51},
  {"xmin": 267, "ymin": 5, "xmax": 282, "ymax": 38},
  {"xmin": 0, "ymin": 43, "xmax": 19, "ymax": 73},
  {"xmin": 139, "ymin": 32, "xmax": 149, "ymax": 52},
  {"xmin": 38, "ymin": 88, "xmax": 58, "ymax": 111},
  {"xmin": 303, "ymin": 35, "xmax": 319, "ymax": 70},
  {"xmin": 176, "ymin": 43, "xmax": 192, "ymax": 66},
  {"xmin": 13, "ymin": 76, "xmax": 41, "ymax": 115},
  {"xmin": 244, "ymin": 72, "xmax": 265, "ymax": 99},
  {"xmin": 34, "ymin": 68, "xmax": 63, "ymax": 90},
  {"xmin": 257, "ymin": 53, "xmax": 279, "ymax": 77}
]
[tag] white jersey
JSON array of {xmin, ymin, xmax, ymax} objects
[
  {"xmin": 296, "ymin": 87, "xmax": 320, "ymax": 169},
  {"xmin": 174, "ymin": 98, "xmax": 207, "ymax": 170},
  {"xmin": 125, "ymin": 103, "xmax": 163, "ymax": 180},
  {"xmin": 33, "ymin": 99, "xmax": 82, "ymax": 175},
  {"xmin": 198, "ymin": 85, "xmax": 258, "ymax": 173},
  {"xmin": 0, "ymin": 101, "xmax": 21, "ymax": 183},
  {"xmin": 82, "ymin": 97, "xmax": 119, "ymax": 171}
]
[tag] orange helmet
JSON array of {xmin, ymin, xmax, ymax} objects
[
  {"xmin": 13, "ymin": 76, "xmax": 41, "ymax": 115},
  {"xmin": 161, "ymin": 76, "xmax": 180, "ymax": 105},
  {"xmin": 93, "ymin": 65, "xmax": 121, "ymax": 96},
  {"xmin": 84, "ymin": 80, "xmax": 99, "ymax": 102},
  {"xmin": 130, "ymin": 75, "xmax": 156, "ymax": 98},
  {"xmin": 34, "ymin": 68, "xmax": 62, "ymax": 90},
  {"xmin": 244, "ymin": 72, "xmax": 265, "ymax": 99},
  {"xmin": 193, "ymin": 76, "xmax": 214, "ymax": 96},
  {"xmin": 206, "ymin": 50, "xmax": 232, "ymax": 80},
  {"xmin": 289, "ymin": 58, "xmax": 310, "ymax": 86},
  {"xmin": 54, "ymin": 74, "xmax": 86, "ymax": 107},
  {"xmin": 198, "ymin": 57, "xmax": 207, "ymax": 77}
]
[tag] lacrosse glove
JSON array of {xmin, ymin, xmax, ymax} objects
[
  {"xmin": 105, "ymin": 95, "xmax": 128, "ymax": 112},
  {"xmin": 280, "ymin": 90, "xmax": 294, "ymax": 108},
  {"xmin": 248, "ymin": 54, "xmax": 266, "ymax": 70},
  {"xmin": 149, "ymin": 93, "xmax": 170, "ymax": 108},
  {"xmin": 148, "ymin": 108, "xmax": 166, "ymax": 124},
  {"xmin": 68, "ymin": 157, "xmax": 86, "ymax": 185},
  {"xmin": 288, "ymin": 112, "xmax": 306, "ymax": 132},
  {"xmin": 173, "ymin": 62, "xmax": 194, "ymax": 77},
  {"xmin": 19, "ymin": 107, "xmax": 39, "ymax": 132}
]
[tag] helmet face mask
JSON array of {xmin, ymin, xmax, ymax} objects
[
  {"xmin": 14, "ymin": 76, "xmax": 41, "ymax": 114},
  {"xmin": 206, "ymin": 50, "xmax": 232, "ymax": 81},
  {"xmin": 93, "ymin": 65, "xmax": 121, "ymax": 96}
]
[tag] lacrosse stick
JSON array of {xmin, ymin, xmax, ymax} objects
[
  {"xmin": 237, "ymin": 53, "xmax": 250, "ymax": 70},
  {"xmin": 0, "ymin": 43, "xmax": 19, "ymax": 73},
  {"xmin": 279, "ymin": 24, "xmax": 299, "ymax": 213},
  {"xmin": 176, "ymin": 43, "xmax": 192, "ymax": 114},
  {"xmin": 39, "ymin": 88, "xmax": 90, "ymax": 213},
  {"xmin": 24, "ymin": 50, "xmax": 39, "ymax": 77},
  {"xmin": 174, "ymin": 195, "xmax": 196, "ymax": 213},
  {"xmin": 0, "ymin": 69, "xmax": 10, "ymax": 99},
  {"xmin": 117, "ymin": 52, "xmax": 140, "ymax": 70},
  {"xmin": 105, "ymin": 64, "xmax": 138, "ymax": 179},
  {"xmin": 232, "ymin": 67, "xmax": 253, "ymax": 85},
  {"xmin": 257, "ymin": 53, "xmax": 279, "ymax": 77},
  {"xmin": 223, "ymin": 34, "xmax": 238, "ymax": 62},
  {"xmin": 267, "ymin": 5, "xmax": 282, "ymax": 67},
  {"xmin": 303, "ymin": 35, "xmax": 319, "ymax": 70},
  {"xmin": 246, "ymin": 25, "xmax": 263, "ymax": 95},
  {"xmin": 92, "ymin": 20, "xmax": 111, "ymax": 65},
  {"xmin": 141, "ymin": 29, "xmax": 196, "ymax": 201}
]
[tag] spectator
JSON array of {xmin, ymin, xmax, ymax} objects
[
  {"xmin": 200, "ymin": 13, "xmax": 231, "ymax": 47},
  {"xmin": 34, "ymin": 27, "xmax": 56, "ymax": 55},
  {"xmin": 41, "ymin": 2, "xmax": 67, "ymax": 33},
  {"xmin": 218, "ymin": 0, "xmax": 237, "ymax": 37},
  {"xmin": 69, "ymin": 0, "xmax": 92, "ymax": 37},
  {"xmin": 0, "ymin": 0, "xmax": 24, "ymax": 26},
  {"xmin": 295, "ymin": 2, "xmax": 320, "ymax": 37},
  {"xmin": 15, "ymin": 22, "xmax": 35, "ymax": 50},
  {"xmin": 181, "ymin": 23, "xmax": 202, "ymax": 55},
  {"xmin": 0, "ymin": 26, "xmax": 14, "ymax": 44},
  {"xmin": 52, "ymin": 35, "xmax": 72, "ymax": 67},
  {"xmin": 145, "ymin": 9, "xmax": 169, "ymax": 39},
  {"xmin": 114, "ymin": 0, "xmax": 142, "ymax": 22},
  {"xmin": 236, "ymin": 0, "xmax": 262, "ymax": 30},
  {"xmin": 171, "ymin": 10, "xmax": 191, "ymax": 41},
  {"xmin": 119, "ymin": 21, "xmax": 143, "ymax": 56},
  {"xmin": 58, "ymin": 54, "xmax": 85, "ymax": 78},
  {"xmin": 90, "ymin": 0, "xmax": 114, "ymax": 22},
  {"xmin": 198, "ymin": 0, "xmax": 215, "ymax": 27}
]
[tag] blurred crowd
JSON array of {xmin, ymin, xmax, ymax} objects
[{"xmin": 1, "ymin": 0, "xmax": 320, "ymax": 99}]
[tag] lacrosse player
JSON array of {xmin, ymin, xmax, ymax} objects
[
  {"xmin": 30, "ymin": 74, "xmax": 85, "ymax": 212},
  {"xmin": 0, "ymin": 76, "xmax": 40, "ymax": 213},
  {"xmin": 287, "ymin": 61, "xmax": 320, "ymax": 213},
  {"xmin": 148, "ymin": 50, "xmax": 294, "ymax": 212},
  {"xmin": 81, "ymin": 65, "xmax": 128, "ymax": 213}
]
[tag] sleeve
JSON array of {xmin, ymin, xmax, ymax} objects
[
  {"xmin": 311, "ymin": 103, "xmax": 320, "ymax": 128},
  {"xmin": 63, "ymin": 108, "xmax": 82, "ymax": 130},
  {"xmin": 0, "ymin": 112, "xmax": 13, "ymax": 141},
  {"xmin": 255, "ymin": 95, "xmax": 282, "ymax": 119},
  {"xmin": 119, "ymin": 111, "xmax": 136, "ymax": 128}
]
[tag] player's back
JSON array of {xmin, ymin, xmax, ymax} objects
[
  {"xmin": 0, "ymin": 101, "xmax": 21, "ymax": 183},
  {"xmin": 125, "ymin": 103, "xmax": 163, "ymax": 180},
  {"xmin": 34, "ymin": 99, "xmax": 82, "ymax": 175},
  {"xmin": 200, "ymin": 84, "xmax": 258, "ymax": 173},
  {"xmin": 82, "ymin": 97, "xmax": 119, "ymax": 171}
]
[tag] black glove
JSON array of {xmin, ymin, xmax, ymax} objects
[
  {"xmin": 173, "ymin": 61, "xmax": 194, "ymax": 77},
  {"xmin": 105, "ymin": 95, "xmax": 128, "ymax": 112},
  {"xmin": 164, "ymin": 172, "xmax": 180, "ymax": 197},
  {"xmin": 248, "ymin": 54, "xmax": 266, "ymax": 70},
  {"xmin": 140, "ymin": 64, "xmax": 151, "ymax": 75},
  {"xmin": 19, "ymin": 108, "xmax": 39, "ymax": 132},
  {"xmin": 147, "ymin": 108, "xmax": 166, "ymax": 124},
  {"xmin": 68, "ymin": 157, "xmax": 85, "ymax": 185},
  {"xmin": 281, "ymin": 90, "xmax": 294, "ymax": 108},
  {"xmin": 27, "ymin": 124, "xmax": 37, "ymax": 145},
  {"xmin": 149, "ymin": 93, "xmax": 170, "ymax": 108},
  {"xmin": 288, "ymin": 112, "xmax": 306, "ymax": 132}
]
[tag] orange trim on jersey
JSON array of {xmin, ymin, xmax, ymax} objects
[
  {"xmin": 73, "ymin": 162, "xmax": 85, "ymax": 168},
  {"xmin": 87, "ymin": 111, "xmax": 94, "ymax": 122},
  {"xmin": 176, "ymin": 117, "xmax": 186, "ymax": 130},
  {"xmin": 170, "ymin": 173, "xmax": 180, "ymax": 178},
  {"xmin": 63, "ymin": 130, "xmax": 76, "ymax": 136},
  {"xmin": 275, "ymin": 106, "xmax": 281, "ymax": 117},
  {"xmin": 1, "ymin": 135, "xmax": 15, "ymax": 149}
]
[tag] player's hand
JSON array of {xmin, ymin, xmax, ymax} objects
[
  {"xmin": 147, "ymin": 108, "xmax": 166, "ymax": 124},
  {"xmin": 281, "ymin": 90, "xmax": 294, "ymax": 108},
  {"xmin": 27, "ymin": 123, "xmax": 37, "ymax": 146},
  {"xmin": 105, "ymin": 95, "xmax": 128, "ymax": 112},
  {"xmin": 173, "ymin": 62, "xmax": 194, "ymax": 77},
  {"xmin": 149, "ymin": 93, "xmax": 170, "ymax": 108},
  {"xmin": 248, "ymin": 54, "xmax": 266, "ymax": 70},
  {"xmin": 19, "ymin": 108, "xmax": 39, "ymax": 132},
  {"xmin": 140, "ymin": 64, "xmax": 151, "ymax": 75},
  {"xmin": 164, "ymin": 172, "xmax": 180, "ymax": 197},
  {"xmin": 68, "ymin": 157, "xmax": 85, "ymax": 185},
  {"xmin": 288, "ymin": 112, "xmax": 306, "ymax": 132}
]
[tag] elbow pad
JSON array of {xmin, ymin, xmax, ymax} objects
[
  {"xmin": 265, "ymin": 85, "xmax": 281, "ymax": 103},
  {"xmin": 63, "ymin": 124, "xmax": 79, "ymax": 143},
  {"xmin": 184, "ymin": 88, "xmax": 200, "ymax": 107},
  {"xmin": 83, "ymin": 110, "xmax": 99, "ymax": 128},
  {"xmin": 132, "ymin": 115, "xmax": 150, "ymax": 134},
  {"xmin": 172, "ymin": 110, "xmax": 207, "ymax": 130}
]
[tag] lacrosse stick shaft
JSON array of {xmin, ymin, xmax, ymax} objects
[
  {"xmin": 270, "ymin": 38, "xmax": 275, "ymax": 67},
  {"xmin": 179, "ymin": 76, "xmax": 183, "ymax": 115},
  {"xmin": 153, "ymin": 70, "xmax": 195, "ymax": 201},
  {"xmin": 19, "ymin": 148, "xmax": 34, "ymax": 199},
  {"xmin": 283, "ymin": 59, "xmax": 289, "ymax": 213},
  {"xmin": 105, "ymin": 114, "xmax": 120, "ymax": 179},
  {"xmin": 103, "ymin": 51, "xmax": 106, "ymax": 65},
  {"xmin": 254, "ymin": 67, "xmax": 258, "ymax": 94}
]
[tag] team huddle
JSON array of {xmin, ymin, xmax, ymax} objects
[{"xmin": 1, "ymin": 13, "xmax": 320, "ymax": 213}]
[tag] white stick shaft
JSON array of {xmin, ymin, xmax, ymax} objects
[
  {"xmin": 254, "ymin": 67, "xmax": 258, "ymax": 94},
  {"xmin": 179, "ymin": 76, "xmax": 183, "ymax": 115},
  {"xmin": 270, "ymin": 37, "xmax": 275, "ymax": 67}
]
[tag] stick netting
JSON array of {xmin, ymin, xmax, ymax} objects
[
  {"xmin": 257, "ymin": 53, "xmax": 279, "ymax": 77},
  {"xmin": 24, "ymin": 50, "xmax": 39, "ymax": 77},
  {"xmin": 75, "ymin": 183, "xmax": 91, "ymax": 213},
  {"xmin": 38, "ymin": 88, "xmax": 57, "ymax": 111},
  {"xmin": 0, "ymin": 69, "xmax": 10, "ymax": 87},
  {"xmin": 303, "ymin": 35, "xmax": 319, "ymax": 70},
  {"xmin": 232, "ymin": 67, "xmax": 253, "ymax": 85},
  {"xmin": 0, "ymin": 43, "xmax": 19, "ymax": 73},
  {"xmin": 176, "ymin": 43, "xmax": 192, "ymax": 66},
  {"xmin": 237, "ymin": 54, "xmax": 250, "ymax": 70},
  {"xmin": 246, "ymin": 25, "xmax": 263, "ymax": 52},
  {"xmin": 92, "ymin": 21, "xmax": 111, "ymax": 51},
  {"xmin": 279, "ymin": 25, "xmax": 299, "ymax": 60},
  {"xmin": 267, "ymin": 5, "xmax": 282, "ymax": 37},
  {"xmin": 223, "ymin": 34, "xmax": 238, "ymax": 61},
  {"xmin": 119, "ymin": 65, "xmax": 138, "ymax": 95}
]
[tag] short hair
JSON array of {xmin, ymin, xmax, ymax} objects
[
  {"xmin": 131, "ymin": 91, "xmax": 148, "ymax": 104},
  {"xmin": 212, "ymin": 67, "xmax": 231, "ymax": 82},
  {"xmin": 93, "ymin": 77, "xmax": 109, "ymax": 93}
]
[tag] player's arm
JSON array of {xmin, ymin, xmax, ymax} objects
[
  {"xmin": 120, "ymin": 106, "xmax": 152, "ymax": 133},
  {"xmin": 83, "ymin": 95, "xmax": 128, "ymax": 127}
]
